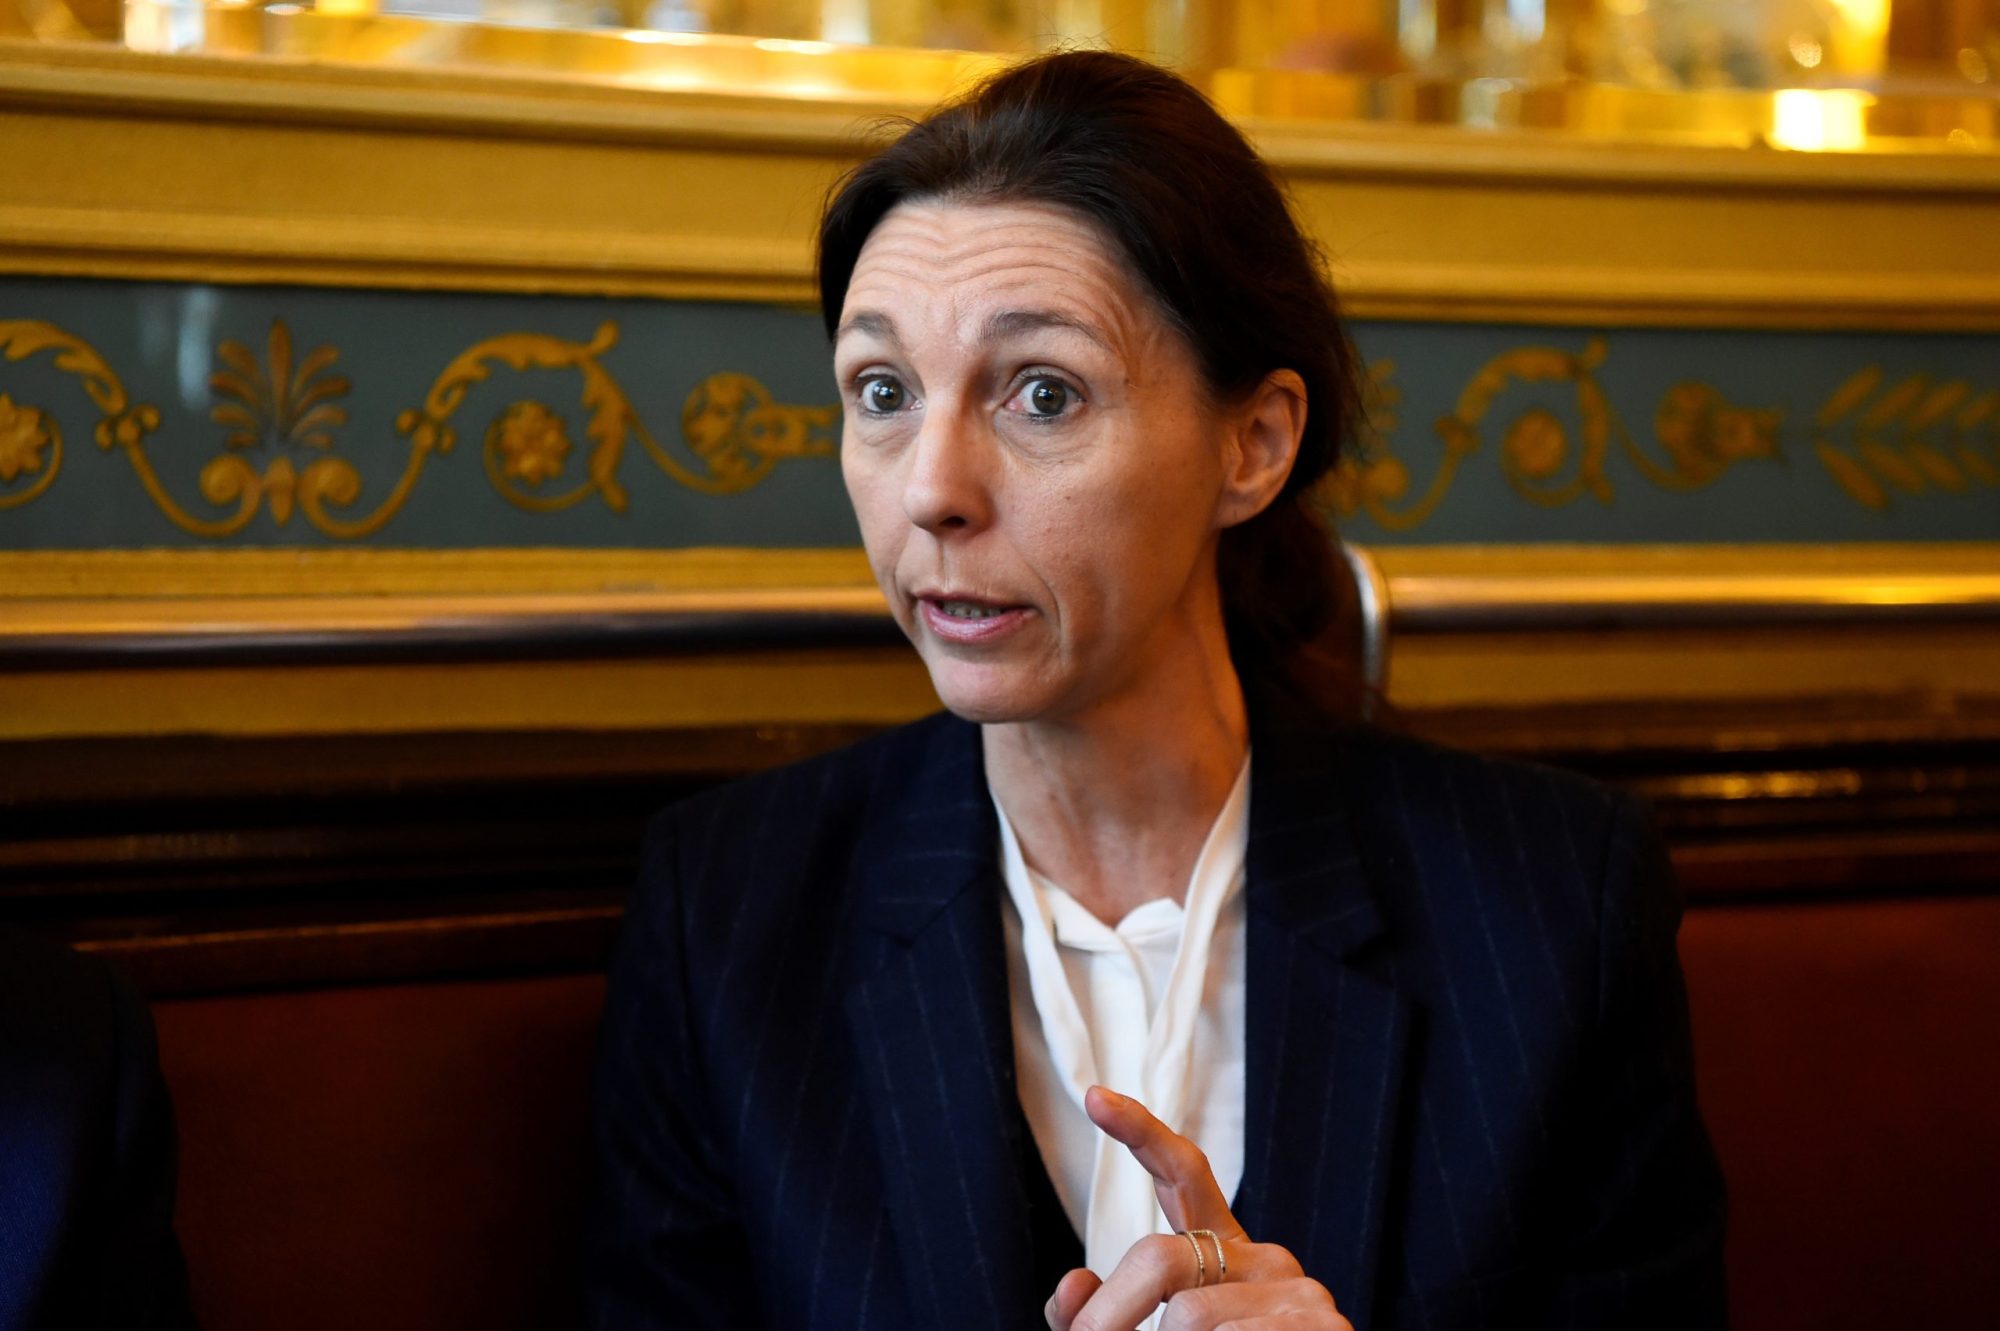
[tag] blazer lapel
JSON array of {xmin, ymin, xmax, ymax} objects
[
  {"xmin": 842, "ymin": 717, "xmax": 1044, "ymax": 1330},
  {"xmin": 1236, "ymin": 713, "xmax": 1413, "ymax": 1331}
]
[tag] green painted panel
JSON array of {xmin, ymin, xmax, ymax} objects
[{"xmin": 1, "ymin": 278, "xmax": 1995, "ymax": 549}]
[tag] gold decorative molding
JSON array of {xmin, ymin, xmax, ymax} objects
[
  {"xmin": 12, "ymin": 314, "xmax": 1987, "ymax": 542},
  {"xmin": 1812, "ymin": 371, "xmax": 2000, "ymax": 510},
  {"xmin": 1319, "ymin": 338, "xmax": 1986, "ymax": 533},
  {"xmin": 0, "ymin": 391, "xmax": 59, "ymax": 507},
  {"xmin": 3, "ymin": 544, "xmax": 1996, "ymax": 741},
  {"xmin": 1367, "ymin": 542, "xmax": 2000, "ymax": 580},
  {"xmin": 0, "ymin": 650, "xmax": 942, "ymax": 740},
  {"xmin": 439, "ymin": 326, "xmax": 837, "ymax": 512},
  {"xmin": 0, "ymin": 546, "xmax": 879, "ymax": 599},
  {"xmin": 4, "ymin": 542, "xmax": 1990, "ymax": 602},
  {"xmin": 6, "ymin": 41, "xmax": 2000, "ymax": 327},
  {"xmin": 0, "ymin": 317, "xmax": 153, "ymax": 512},
  {"xmin": 0, "ymin": 314, "xmax": 836, "ymax": 537}
]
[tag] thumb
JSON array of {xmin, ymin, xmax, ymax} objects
[{"xmin": 1046, "ymin": 1267, "xmax": 1101, "ymax": 1330}]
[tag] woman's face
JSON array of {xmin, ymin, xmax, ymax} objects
[{"xmin": 835, "ymin": 199, "xmax": 1252, "ymax": 726}]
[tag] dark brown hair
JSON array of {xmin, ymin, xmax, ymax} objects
[{"xmin": 817, "ymin": 49, "xmax": 1366, "ymax": 720}]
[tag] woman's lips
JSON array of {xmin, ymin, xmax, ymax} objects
[{"xmin": 916, "ymin": 597, "xmax": 1032, "ymax": 645}]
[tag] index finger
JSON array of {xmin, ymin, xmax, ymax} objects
[{"xmin": 1084, "ymin": 1085, "xmax": 1244, "ymax": 1239}]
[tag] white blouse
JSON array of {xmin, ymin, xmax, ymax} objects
[{"xmin": 994, "ymin": 757, "xmax": 1251, "ymax": 1318}]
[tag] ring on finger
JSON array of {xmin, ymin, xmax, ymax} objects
[
  {"xmin": 1179, "ymin": 1230, "xmax": 1207, "ymax": 1288},
  {"xmin": 1181, "ymin": 1229, "xmax": 1226, "ymax": 1288}
]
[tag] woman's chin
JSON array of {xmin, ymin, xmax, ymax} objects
[
  {"xmin": 925, "ymin": 661, "xmax": 1058, "ymax": 727},
  {"xmin": 933, "ymin": 685, "xmax": 1043, "ymax": 728}
]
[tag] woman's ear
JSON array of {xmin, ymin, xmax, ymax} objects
[{"xmin": 1216, "ymin": 368, "xmax": 1308, "ymax": 529}]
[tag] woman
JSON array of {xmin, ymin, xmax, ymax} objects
[{"xmin": 585, "ymin": 51, "xmax": 1726, "ymax": 1331}]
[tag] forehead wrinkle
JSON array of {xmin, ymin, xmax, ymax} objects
[
  {"xmin": 856, "ymin": 251, "xmax": 1141, "ymax": 330},
  {"xmin": 854, "ymin": 207, "xmax": 1130, "ymax": 290},
  {"xmin": 844, "ymin": 206, "xmax": 1163, "ymax": 364}
]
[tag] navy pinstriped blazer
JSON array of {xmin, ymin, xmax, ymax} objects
[{"xmin": 583, "ymin": 701, "xmax": 1727, "ymax": 1330}]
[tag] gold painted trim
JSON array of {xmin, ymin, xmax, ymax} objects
[
  {"xmin": 5, "ymin": 541, "xmax": 1992, "ymax": 594},
  {"xmin": 0, "ymin": 546, "xmax": 879, "ymax": 598},
  {"xmin": 1387, "ymin": 572, "xmax": 2000, "ymax": 628},
  {"xmin": 3, "ymin": 545, "xmax": 1996, "ymax": 740},
  {"xmin": 1376, "ymin": 543, "xmax": 2000, "ymax": 627},
  {"xmin": 1387, "ymin": 626, "xmax": 2000, "ymax": 709},
  {"xmin": 2, "ymin": 544, "xmax": 1994, "ymax": 638},
  {"xmin": 1324, "ymin": 265, "xmax": 2000, "ymax": 332},
  {"xmin": 1368, "ymin": 542, "xmax": 2000, "ymax": 577},
  {"xmin": 0, "ymin": 587, "xmax": 891, "ymax": 641},
  {"xmin": 0, "ymin": 204, "xmax": 819, "ymax": 304},
  {"xmin": 0, "ymin": 651, "xmax": 941, "ymax": 739},
  {"xmin": 0, "ymin": 41, "xmax": 926, "ymax": 149},
  {"xmin": 16, "ymin": 220, "xmax": 2000, "ymax": 328},
  {"xmin": 7, "ymin": 44, "xmax": 1998, "ymax": 194},
  {"xmin": 7, "ymin": 43, "xmax": 2000, "ymax": 327}
]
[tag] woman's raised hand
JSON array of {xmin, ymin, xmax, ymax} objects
[{"xmin": 1044, "ymin": 1087, "xmax": 1353, "ymax": 1331}]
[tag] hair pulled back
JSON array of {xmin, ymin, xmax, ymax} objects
[{"xmin": 818, "ymin": 49, "xmax": 1365, "ymax": 720}]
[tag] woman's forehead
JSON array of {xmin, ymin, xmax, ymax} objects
[{"xmin": 838, "ymin": 200, "xmax": 1160, "ymax": 353}]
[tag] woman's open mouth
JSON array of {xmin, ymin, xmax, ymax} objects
[{"xmin": 917, "ymin": 596, "xmax": 1032, "ymax": 644}]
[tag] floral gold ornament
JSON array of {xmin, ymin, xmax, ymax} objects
[
  {"xmin": 0, "ymin": 318, "xmax": 368, "ymax": 539},
  {"xmin": 1312, "ymin": 357, "xmax": 1402, "ymax": 521},
  {"xmin": 85, "ymin": 317, "xmax": 377, "ymax": 540},
  {"xmin": 6, "ymin": 311, "xmax": 1985, "ymax": 542},
  {"xmin": 1648, "ymin": 383, "xmax": 1782, "ymax": 487},
  {"xmin": 1502, "ymin": 409, "xmax": 1570, "ymax": 481},
  {"xmin": 1811, "ymin": 369, "xmax": 2000, "ymax": 511},
  {"xmin": 680, "ymin": 371, "xmax": 838, "ymax": 489},
  {"xmin": 0, "ymin": 320, "xmax": 141, "ymax": 512},
  {"xmin": 1318, "ymin": 340, "xmax": 1786, "ymax": 533},
  {"xmin": 0, "ymin": 394, "xmax": 54, "ymax": 486},
  {"xmin": 3, "ymin": 314, "xmax": 837, "ymax": 539},
  {"xmin": 489, "ymin": 402, "xmax": 573, "ymax": 487},
  {"xmin": 402, "ymin": 322, "xmax": 834, "ymax": 516}
]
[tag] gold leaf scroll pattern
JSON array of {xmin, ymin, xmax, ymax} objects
[
  {"xmin": 1318, "ymin": 338, "xmax": 1782, "ymax": 533},
  {"xmin": 1812, "ymin": 368, "xmax": 2000, "ymax": 511},
  {"xmin": 103, "ymin": 319, "xmax": 382, "ymax": 540},
  {"xmin": 409, "ymin": 322, "xmax": 837, "ymax": 515},
  {"xmin": 0, "ymin": 317, "xmax": 830, "ymax": 538},
  {"xmin": 0, "ymin": 320, "xmax": 158, "ymax": 513},
  {"xmin": 0, "ymin": 317, "xmax": 384, "ymax": 538}
]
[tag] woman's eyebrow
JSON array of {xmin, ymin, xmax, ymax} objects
[
  {"xmin": 834, "ymin": 310, "xmax": 899, "ymax": 345},
  {"xmin": 982, "ymin": 308, "xmax": 1113, "ymax": 353}
]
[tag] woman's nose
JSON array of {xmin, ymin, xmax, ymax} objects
[{"xmin": 901, "ymin": 409, "xmax": 992, "ymax": 536}]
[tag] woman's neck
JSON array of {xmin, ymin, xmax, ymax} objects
[{"xmin": 983, "ymin": 635, "xmax": 1250, "ymax": 928}]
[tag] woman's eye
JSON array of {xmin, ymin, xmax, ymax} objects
[
  {"xmin": 861, "ymin": 378, "xmax": 906, "ymax": 413},
  {"xmin": 1015, "ymin": 377, "xmax": 1073, "ymax": 419}
]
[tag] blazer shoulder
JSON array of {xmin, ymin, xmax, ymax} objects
[
  {"xmin": 626, "ymin": 710, "xmax": 977, "ymax": 941},
  {"xmin": 1344, "ymin": 722, "xmax": 1630, "ymax": 833},
  {"xmin": 646, "ymin": 710, "xmax": 967, "ymax": 853}
]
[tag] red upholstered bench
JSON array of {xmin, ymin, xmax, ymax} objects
[
  {"xmin": 152, "ymin": 897, "xmax": 2000, "ymax": 1331},
  {"xmin": 1680, "ymin": 896, "xmax": 2000, "ymax": 1331},
  {"xmin": 156, "ymin": 975, "xmax": 603, "ymax": 1331}
]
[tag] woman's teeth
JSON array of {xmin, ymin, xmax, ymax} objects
[{"xmin": 940, "ymin": 601, "xmax": 1006, "ymax": 620}]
